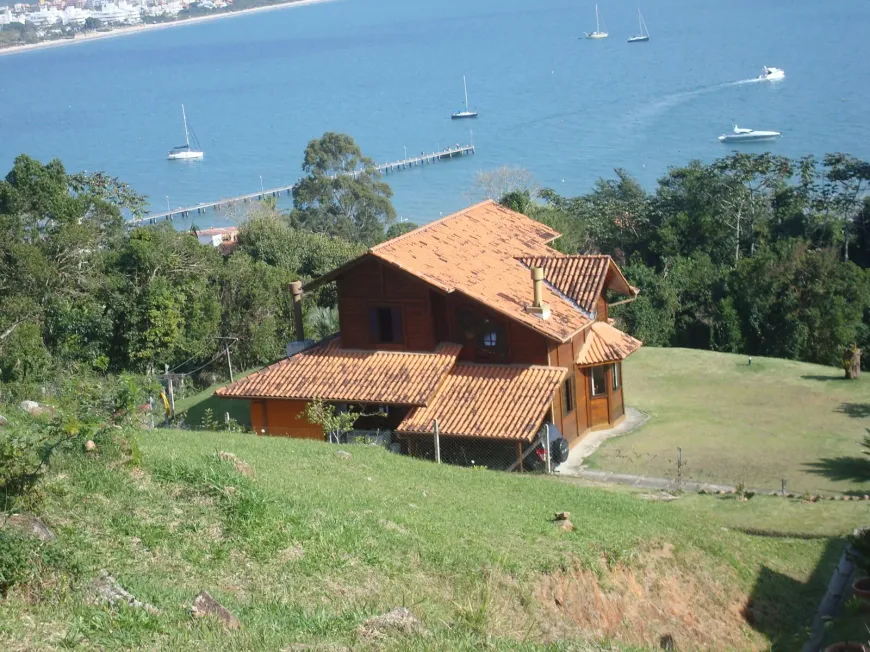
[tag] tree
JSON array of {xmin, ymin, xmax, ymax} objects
[
  {"xmin": 0, "ymin": 155, "xmax": 141, "ymax": 376},
  {"xmin": 471, "ymin": 166, "xmax": 537, "ymax": 202},
  {"xmin": 822, "ymin": 153, "xmax": 870, "ymax": 262},
  {"xmin": 304, "ymin": 306, "xmax": 339, "ymax": 341},
  {"xmin": 303, "ymin": 399, "xmax": 359, "ymax": 444},
  {"xmin": 385, "ymin": 220, "xmax": 418, "ymax": 240},
  {"xmin": 711, "ymin": 153, "xmax": 792, "ymax": 262},
  {"xmin": 290, "ymin": 133, "xmax": 396, "ymax": 246},
  {"xmin": 83, "ymin": 17, "xmax": 101, "ymax": 31}
]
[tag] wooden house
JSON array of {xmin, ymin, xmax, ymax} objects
[{"xmin": 215, "ymin": 201, "xmax": 642, "ymax": 464}]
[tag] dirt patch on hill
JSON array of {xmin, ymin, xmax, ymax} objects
[{"xmin": 531, "ymin": 549, "xmax": 762, "ymax": 651}]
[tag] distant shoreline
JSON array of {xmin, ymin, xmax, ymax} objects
[{"xmin": 0, "ymin": 0, "xmax": 333, "ymax": 58}]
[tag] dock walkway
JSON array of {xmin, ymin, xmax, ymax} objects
[{"xmin": 130, "ymin": 144, "xmax": 475, "ymax": 226}]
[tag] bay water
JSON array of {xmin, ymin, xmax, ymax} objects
[{"xmin": 1, "ymin": 0, "xmax": 868, "ymax": 227}]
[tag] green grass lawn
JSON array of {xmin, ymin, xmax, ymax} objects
[
  {"xmin": 1, "ymin": 428, "xmax": 866, "ymax": 651},
  {"xmin": 588, "ymin": 348, "xmax": 870, "ymax": 495}
]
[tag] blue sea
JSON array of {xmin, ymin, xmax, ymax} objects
[{"xmin": 1, "ymin": 0, "xmax": 869, "ymax": 227}]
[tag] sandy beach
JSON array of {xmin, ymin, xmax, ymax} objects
[{"xmin": 0, "ymin": 0, "xmax": 334, "ymax": 58}]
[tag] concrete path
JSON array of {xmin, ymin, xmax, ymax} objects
[
  {"xmin": 556, "ymin": 407, "xmax": 650, "ymax": 475},
  {"xmin": 563, "ymin": 468, "xmax": 739, "ymax": 494}
]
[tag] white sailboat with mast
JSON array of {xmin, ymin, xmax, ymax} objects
[
  {"xmin": 628, "ymin": 7, "xmax": 649, "ymax": 42},
  {"xmin": 451, "ymin": 76, "xmax": 478, "ymax": 119},
  {"xmin": 584, "ymin": 4, "xmax": 608, "ymax": 39},
  {"xmin": 167, "ymin": 104, "xmax": 204, "ymax": 160}
]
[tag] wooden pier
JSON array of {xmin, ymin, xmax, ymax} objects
[{"xmin": 129, "ymin": 144, "xmax": 475, "ymax": 226}]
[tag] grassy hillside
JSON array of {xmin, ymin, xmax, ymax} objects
[
  {"xmin": 0, "ymin": 428, "xmax": 865, "ymax": 651},
  {"xmin": 589, "ymin": 348, "xmax": 870, "ymax": 494}
]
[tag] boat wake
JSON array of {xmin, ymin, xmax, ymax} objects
[{"xmin": 626, "ymin": 77, "xmax": 763, "ymax": 127}]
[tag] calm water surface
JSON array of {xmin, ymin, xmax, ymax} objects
[{"xmin": 1, "ymin": 0, "xmax": 869, "ymax": 226}]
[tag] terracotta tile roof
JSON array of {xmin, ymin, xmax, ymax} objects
[
  {"xmin": 395, "ymin": 363, "xmax": 567, "ymax": 441},
  {"xmin": 306, "ymin": 201, "xmax": 592, "ymax": 343},
  {"xmin": 516, "ymin": 255, "xmax": 637, "ymax": 315},
  {"xmin": 215, "ymin": 339, "xmax": 462, "ymax": 405},
  {"xmin": 576, "ymin": 322, "xmax": 643, "ymax": 366}
]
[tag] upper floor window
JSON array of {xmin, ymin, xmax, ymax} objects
[
  {"xmin": 612, "ymin": 363, "xmax": 621, "ymax": 390},
  {"xmin": 457, "ymin": 307, "xmax": 507, "ymax": 362},
  {"xmin": 591, "ymin": 365, "xmax": 607, "ymax": 397},
  {"xmin": 369, "ymin": 306, "xmax": 403, "ymax": 344}
]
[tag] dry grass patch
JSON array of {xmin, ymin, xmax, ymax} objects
[{"xmin": 533, "ymin": 550, "xmax": 760, "ymax": 650}]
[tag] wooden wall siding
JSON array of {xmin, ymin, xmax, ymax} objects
[
  {"xmin": 251, "ymin": 400, "xmax": 266, "ymax": 435},
  {"xmin": 509, "ymin": 321, "xmax": 549, "ymax": 365},
  {"xmin": 590, "ymin": 397, "xmax": 610, "ymax": 428},
  {"xmin": 430, "ymin": 291, "xmax": 449, "ymax": 342},
  {"xmin": 255, "ymin": 399, "xmax": 324, "ymax": 439},
  {"xmin": 547, "ymin": 329, "xmax": 590, "ymax": 443},
  {"xmin": 337, "ymin": 258, "xmax": 435, "ymax": 351},
  {"xmin": 611, "ymin": 384, "xmax": 624, "ymax": 422},
  {"xmin": 445, "ymin": 293, "xmax": 550, "ymax": 365}
]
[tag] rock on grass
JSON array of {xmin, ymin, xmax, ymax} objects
[
  {"xmin": 5, "ymin": 514, "xmax": 55, "ymax": 542},
  {"xmin": 356, "ymin": 607, "xmax": 424, "ymax": 640},
  {"xmin": 191, "ymin": 590, "xmax": 240, "ymax": 629},
  {"xmin": 218, "ymin": 451, "xmax": 254, "ymax": 478},
  {"xmin": 90, "ymin": 570, "xmax": 159, "ymax": 614}
]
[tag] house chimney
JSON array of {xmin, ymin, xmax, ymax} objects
[
  {"xmin": 289, "ymin": 281, "xmax": 304, "ymax": 342},
  {"xmin": 525, "ymin": 267, "xmax": 551, "ymax": 320}
]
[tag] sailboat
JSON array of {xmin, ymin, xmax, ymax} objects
[
  {"xmin": 167, "ymin": 104, "xmax": 204, "ymax": 160},
  {"xmin": 628, "ymin": 8, "xmax": 649, "ymax": 42},
  {"xmin": 451, "ymin": 76, "xmax": 478, "ymax": 119},
  {"xmin": 584, "ymin": 4, "xmax": 608, "ymax": 39}
]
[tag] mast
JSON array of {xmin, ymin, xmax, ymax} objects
[
  {"xmin": 463, "ymin": 76, "xmax": 469, "ymax": 111},
  {"xmin": 595, "ymin": 4, "xmax": 600, "ymax": 32},
  {"xmin": 181, "ymin": 104, "xmax": 190, "ymax": 149}
]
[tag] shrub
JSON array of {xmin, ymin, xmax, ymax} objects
[{"xmin": 0, "ymin": 531, "xmax": 37, "ymax": 596}]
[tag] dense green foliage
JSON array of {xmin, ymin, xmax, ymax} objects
[
  {"xmin": 519, "ymin": 153, "xmax": 870, "ymax": 368},
  {"xmin": 0, "ymin": 150, "xmax": 365, "ymax": 400}
]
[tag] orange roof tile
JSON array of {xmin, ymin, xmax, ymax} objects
[
  {"xmin": 576, "ymin": 322, "xmax": 643, "ymax": 366},
  {"xmin": 215, "ymin": 339, "xmax": 462, "ymax": 405},
  {"xmin": 306, "ymin": 201, "xmax": 592, "ymax": 343},
  {"xmin": 396, "ymin": 363, "xmax": 567, "ymax": 441},
  {"xmin": 516, "ymin": 255, "xmax": 637, "ymax": 314}
]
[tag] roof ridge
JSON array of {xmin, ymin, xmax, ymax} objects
[
  {"xmin": 369, "ymin": 199, "xmax": 500, "ymax": 253},
  {"xmin": 454, "ymin": 361, "xmax": 570, "ymax": 372}
]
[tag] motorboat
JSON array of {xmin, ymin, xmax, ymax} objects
[
  {"xmin": 628, "ymin": 7, "xmax": 649, "ymax": 42},
  {"xmin": 758, "ymin": 66, "xmax": 785, "ymax": 81},
  {"xmin": 584, "ymin": 4, "xmax": 608, "ymax": 39},
  {"xmin": 167, "ymin": 104, "xmax": 204, "ymax": 160},
  {"xmin": 451, "ymin": 75, "xmax": 479, "ymax": 119},
  {"xmin": 718, "ymin": 124, "xmax": 781, "ymax": 143}
]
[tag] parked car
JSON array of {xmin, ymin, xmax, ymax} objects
[{"xmin": 524, "ymin": 423, "xmax": 569, "ymax": 472}]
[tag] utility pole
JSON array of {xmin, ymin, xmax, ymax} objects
[
  {"xmin": 260, "ymin": 175, "xmax": 264, "ymax": 194},
  {"xmin": 217, "ymin": 337, "xmax": 238, "ymax": 383},
  {"xmin": 225, "ymin": 341, "xmax": 234, "ymax": 382}
]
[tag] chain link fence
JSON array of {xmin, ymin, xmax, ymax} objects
[{"xmin": 395, "ymin": 421, "xmax": 566, "ymax": 473}]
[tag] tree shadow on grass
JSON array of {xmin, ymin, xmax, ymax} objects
[
  {"xmin": 801, "ymin": 374, "xmax": 849, "ymax": 383},
  {"xmin": 836, "ymin": 403, "xmax": 870, "ymax": 419},
  {"xmin": 804, "ymin": 456, "xmax": 870, "ymax": 483},
  {"xmin": 744, "ymin": 538, "xmax": 847, "ymax": 650}
]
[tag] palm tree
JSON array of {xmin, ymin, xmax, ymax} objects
[{"xmin": 304, "ymin": 306, "xmax": 339, "ymax": 341}]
